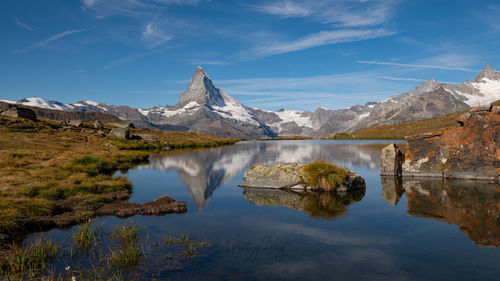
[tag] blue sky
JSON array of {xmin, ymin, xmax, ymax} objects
[{"xmin": 0, "ymin": 0, "xmax": 499, "ymax": 111}]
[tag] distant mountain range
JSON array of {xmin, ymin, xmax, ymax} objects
[{"xmin": 2, "ymin": 65, "xmax": 499, "ymax": 138}]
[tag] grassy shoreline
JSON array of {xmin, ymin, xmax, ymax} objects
[{"xmin": 0, "ymin": 116, "xmax": 238, "ymax": 244}]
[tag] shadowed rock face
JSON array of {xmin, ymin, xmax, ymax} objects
[
  {"xmin": 381, "ymin": 177, "xmax": 500, "ymax": 247},
  {"xmin": 242, "ymin": 188, "xmax": 366, "ymax": 220},
  {"xmin": 403, "ymin": 105, "xmax": 499, "ymax": 182}
]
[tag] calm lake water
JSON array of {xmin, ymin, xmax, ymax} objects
[{"xmin": 29, "ymin": 140, "xmax": 500, "ymax": 280}]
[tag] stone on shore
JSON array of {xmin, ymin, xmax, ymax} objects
[{"xmin": 110, "ymin": 127, "xmax": 130, "ymax": 139}]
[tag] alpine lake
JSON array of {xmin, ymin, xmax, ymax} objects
[{"xmin": 26, "ymin": 140, "xmax": 500, "ymax": 280}]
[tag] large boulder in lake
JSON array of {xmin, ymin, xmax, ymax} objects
[{"xmin": 240, "ymin": 162, "xmax": 365, "ymax": 192}]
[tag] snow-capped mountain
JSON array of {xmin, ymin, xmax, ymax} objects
[
  {"xmin": 2, "ymin": 65, "xmax": 499, "ymax": 138},
  {"xmin": 132, "ymin": 66, "xmax": 275, "ymax": 138},
  {"xmin": 0, "ymin": 97, "xmax": 76, "ymax": 111}
]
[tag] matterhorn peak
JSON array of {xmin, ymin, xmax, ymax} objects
[
  {"xmin": 194, "ymin": 66, "xmax": 210, "ymax": 79},
  {"xmin": 474, "ymin": 65, "xmax": 500, "ymax": 82},
  {"xmin": 178, "ymin": 66, "xmax": 225, "ymax": 107}
]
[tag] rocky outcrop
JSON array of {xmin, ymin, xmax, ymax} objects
[
  {"xmin": 381, "ymin": 105, "xmax": 499, "ymax": 182},
  {"xmin": 132, "ymin": 134, "xmax": 159, "ymax": 142},
  {"xmin": 403, "ymin": 105, "xmax": 499, "ymax": 182},
  {"xmin": 240, "ymin": 163, "xmax": 365, "ymax": 192},
  {"xmin": 0, "ymin": 107, "xmax": 37, "ymax": 120}
]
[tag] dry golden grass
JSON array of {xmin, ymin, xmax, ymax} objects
[
  {"xmin": 0, "ymin": 117, "xmax": 237, "ymax": 235},
  {"xmin": 302, "ymin": 160, "xmax": 348, "ymax": 191},
  {"xmin": 339, "ymin": 111, "xmax": 466, "ymax": 139}
]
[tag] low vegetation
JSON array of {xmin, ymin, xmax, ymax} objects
[
  {"xmin": 302, "ymin": 160, "xmax": 348, "ymax": 191},
  {"xmin": 0, "ymin": 116, "xmax": 238, "ymax": 242},
  {"xmin": 109, "ymin": 223, "xmax": 141, "ymax": 268},
  {"xmin": 1, "ymin": 222, "xmax": 211, "ymax": 280},
  {"xmin": 73, "ymin": 222, "xmax": 103, "ymax": 252},
  {"xmin": 2, "ymin": 237, "xmax": 59, "ymax": 280}
]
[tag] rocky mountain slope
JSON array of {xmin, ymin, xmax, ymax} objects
[{"xmin": 2, "ymin": 66, "xmax": 499, "ymax": 138}]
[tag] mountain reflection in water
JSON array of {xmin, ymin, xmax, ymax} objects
[
  {"xmin": 382, "ymin": 177, "xmax": 500, "ymax": 247},
  {"xmin": 148, "ymin": 141, "xmax": 385, "ymax": 209},
  {"xmin": 242, "ymin": 188, "xmax": 366, "ymax": 220}
]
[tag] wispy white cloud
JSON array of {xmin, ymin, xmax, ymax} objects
[
  {"xmin": 81, "ymin": 0, "xmax": 152, "ymax": 18},
  {"xmin": 125, "ymin": 89, "xmax": 181, "ymax": 95},
  {"xmin": 207, "ymin": 70, "xmax": 417, "ymax": 110},
  {"xmin": 378, "ymin": 76, "xmax": 425, "ymax": 82},
  {"xmin": 243, "ymin": 28, "xmax": 395, "ymax": 58},
  {"xmin": 142, "ymin": 20, "xmax": 172, "ymax": 49},
  {"xmin": 191, "ymin": 60, "xmax": 230, "ymax": 66},
  {"xmin": 15, "ymin": 29, "xmax": 86, "ymax": 54},
  {"xmin": 81, "ymin": 0, "xmax": 206, "ymax": 18},
  {"xmin": 252, "ymin": 0, "xmax": 400, "ymax": 27},
  {"xmin": 14, "ymin": 17, "xmax": 34, "ymax": 31},
  {"xmin": 476, "ymin": 5, "xmax": 500, "ymax": 32},
  {"xmin": 357, "ymin": 60, "xmax": 478, "ymax": 72},
  {"xmin": 252, "ymin": 1, "xmax": 312, "ymax": 18},
  {"xmin": 103, "ymin": 44, "xmax": 180, "ymax": 69}
]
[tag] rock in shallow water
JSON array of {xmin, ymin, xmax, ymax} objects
[{"xmin": 239, "ymin": 163, "xmax": 365, "ymax": 192}]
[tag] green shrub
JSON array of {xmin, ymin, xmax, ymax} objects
[{"xmin": 302, "ymin": 160, "xmax": 348, "ymax": 191}]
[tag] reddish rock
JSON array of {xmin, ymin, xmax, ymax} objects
[{"xmin": 403, "ymin": 105, "xmax": 499, "ymax": 182}]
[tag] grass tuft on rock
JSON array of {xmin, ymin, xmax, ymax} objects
[{"xmin": 302, "ymin": 160, "xmax": 348, "ymax": 191}]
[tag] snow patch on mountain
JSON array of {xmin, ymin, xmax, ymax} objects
[
  {"xmin": 16, "ymin": 97, "xmax": 75, "ymax": 111},
  {"xmin": 275, "ymin": 110, "xmax": 315, "ymax": 128},
  {"xmin": 143, "ymin": 101, "xmax": 201, "ymax": 117},
  {"xmin": 358, "ymin": 112, "xmax": 370, "ymax": 120},
  {"xmin": 211, "ymin": 93, "xmax": 258, "ymax": 125},
  {"xmin": 466, "ymin": 78, "xmax": 500, "ymax": 106},
  {"xmin": 0, "ymin": 99, "xmax": 16, "ymax": 104}
]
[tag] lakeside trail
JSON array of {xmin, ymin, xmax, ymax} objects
[{"xmin": 0, "ymin": 116, "xmax": 238, "ymax": 246}]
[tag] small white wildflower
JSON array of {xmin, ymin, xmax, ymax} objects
[{"xmin": 65, "ymin": 266, "xmax": 70, "ymax": 271}]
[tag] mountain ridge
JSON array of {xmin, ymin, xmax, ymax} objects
[{"xmin": 2, "ymin": 65, "xmax": 499, "ymax": 138}]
